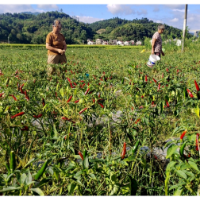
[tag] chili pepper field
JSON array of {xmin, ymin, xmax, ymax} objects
[{"xmin": 1, "ymin": 45, "xmax": 200, "ymax": 196}]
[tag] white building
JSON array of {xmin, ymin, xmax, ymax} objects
[
  {"xmin": 102, "ymin": 41, "xmax": 108, "ymax": 45},
  {"xmin": 130, "ymin": 40, "xmax": 135, "ymax": 45},
  {"xmin": 136, "ymin": 41, "xmax": 142, "ymax": 45},
  {"xmin": 117, "ymin": 41, "xmax": 123, "ymax": 45},
  {"xmin": 124, "ymin": 41, "xmax": 130, "ymax": 46},
  {"xmin": 176, "ymin": 39, "xmax": 181, "ymax": 46},
  {"xmin": 88, "ymin": 41, "xmax": 94, "ymax": 45},
  {"xmin": 96, "ymin": 39, "xmax": 103, "ymax": 45}
]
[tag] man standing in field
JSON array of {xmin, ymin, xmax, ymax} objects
[
  {"xmin": 46, "ymin": 19, "xmax": 67, "ymax": 77},
  {"xmin": 151, "ymin": 24, "xmax": 165, "ymax": 58}
]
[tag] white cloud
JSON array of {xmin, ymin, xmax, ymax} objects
[
  {"xmin": 37, "ymin": 4, "xmax": 58, "ymax": 10},
  {"xmin": 172, "ymin": 9, "xmax": 185, "ymax": 12},
  {"xmin": 170, "ymin": 18, "xmax": 179, "ymax": 22},
  {"xmin": 137, "ymin": 9, "xmax": 147, "ymax": 15},
  {"xmin": 153, "ymin": 6, "xmax": 160, "ymax": 12},
  {"xmin": 107, "ymin": 4, "xmax": 135, "ymax": 15},
  {"xmin": 0, "ymin": 4, "xmax": 44, "ymax": 14},
  {"xmin": 76, "ymin": 16, "xmax": 104, "ymax": 24}
]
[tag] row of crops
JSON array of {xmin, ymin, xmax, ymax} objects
[{"xmin": 0, "ymin": 47, "xmax": 200, "ymax": 195}]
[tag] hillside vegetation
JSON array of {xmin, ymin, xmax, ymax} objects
[{"xmin": 0, "ymin": 12, "xmax": 190, "ymax": 44}]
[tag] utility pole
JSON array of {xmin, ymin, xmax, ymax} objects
[{"xmin": 182, "ymin": 4, "xmax": 188, "ymax": 53}]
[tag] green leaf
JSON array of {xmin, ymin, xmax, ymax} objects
[
  {"xmin": 176, "ymin": 170, "xmax": 187, "ymax": 180},
  {"xmin": 25, "ymin": 170, "xmax": 32, "ymax": 185},
  {"xmin": 53, "ymin": 124, "xmax": 58, "ymax": 139},
  {"xmin": 60, "ymin": 87, "xmax": 64, "ymax": 97},
  {"xmin": 74, "ymin": 171, "xmax": 82, "ymax": 180},
  {"xmin": 166, "ymin": 145, "xmax": 178, "ymax": 158},
  {"xmin": 30, "ymin": 188, "xmax": 44, "ymax": 196},
  {"xmin": 169, "ymin": 185, "xmax": 178, "ymax": 191},
  {"xmin": 83, "ymin": 156, "xmax": 89, "ymax": 169},
  {"xmin": 110, "ymin": 184, "xmax": 120, "ymax": 196},
  {"xmin": 123, "ymin": 155, "xmax": 135, "ymax": 162},
  {"xmin": 188, "ymin": 161, "xmax": 199, "ymax": 171},
  {"xmin": 0, "ymin": 187, "xmax": 21, "ymax": 193},
  {"xmin": 68, "ymin": 183, "xmax": 76, "ymax": 195},
  {"xmin": 89, "ymin": 173, "xmax": 96, "ymax": 180},
  {"xmin": 20, "ymin": 173, "xmax": 27, "ymax": 185},
  {"xmin": 24, "ymin": 158, "xmax": 35, "ymax": 168},
  {"xmin": 173, "ymin": 188, "xmax": 182, "ymax": 196}
]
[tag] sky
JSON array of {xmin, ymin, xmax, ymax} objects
[{"xmin": 0, "ymin": 3, "xmax": 200, "ymax": 31}]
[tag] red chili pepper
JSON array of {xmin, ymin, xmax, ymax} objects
[
  {"xmin": 61, "ymin": 117, "xmax": 71, "ymax": 121},
  {"xmin": 154, "ymin": 155, "xmax": 158, "ymax": 160},
  {"xmin": 67, "ymin": 77, "xmax": 71, "ymax": 83},
  {"xmin": 79, "ymin": 107, "xmax": 87, "ymax": 114},
  {"xmin": 11, "ymin": 112, "xmax": 25, "ymax": 119},
  {"xmin": 145, "ymin": 75, "xmax": 148, "ymax": 82},
  {"xmin": 98, "ymin": 93, "xmax": 100, "ymax": 98},
  {"xmin": 73, "ymin": 82, "xmax": 77, "ymax": 86},
  {"xmin": 92, "ymin": 99, "xmax": 95, "ymax": 103},
  {"xmin": 42, "ymin": 98, "xmax": 45, "ymax": 107},
  {"xmin": 88, "ymin": 82, "xmax": 90, "ymax": 86},
  {"xmin": 89, "ymin": 90, "xmax": 94, "ymax": 94},
  {"xmin": 0, "ymin": 93, "xmax": 4, "ymax": 97},
  {"xmin": 55, "ymin": 92, "xmax": 57, "ymax": 97},
  {"xmin": 21, "ymin": 126, "xmax": 29, "ymax": 131},
  {"xmin": 166, "ymin": 100, "xmax": 170, "ymax": 107},
  {"xmin": 166, "ymin": 68, "xmax": 169, "ymax": 72},
  {"xmin": 80, "ymin": 83, "xmax": 85, "ymax": 88},
  {"xmin": 67, "ymin": 95, "xmax": 72, "ymax": 103},
  {"xmin": 157, "ymin": 83, "xmax": 161, "ymax": 91},
  {"xmin": 0, "ymin": 72, "xmax": 3, "ymax": 76},
  {"xmin": 141, "ymin": 95, "xmax": 144, "ymax": 98},
  {"xmin": 70, "ymin": 83, "xmax": 73, "ymax": 88},
  {"xmin": 14, "ymin": 70, "xmax": 18, "ymax": 75},
  {"xmin": 98, "ymin": 103, "xmax": 104, "ymax": 108},
  {"xmin": 177, "ymin": 69, "xmax": 180, "ymax": 73},
  {"xmin": 153, "ymin": 78, "xmax": 157, "ymax": 83},
  {"xmin": 135, "ymin": 119, "xmax": 140, "ymax": 124},
  {"xmin": 74, "ymin": 99, "xmax": 79, "ymax": 103},
  {"xmin": 78, "ymin": 151, "xmax": 84, "ymax": 160},
  {"xmin": 187, "ymin": 89, "xmax": 194, "ymax": 98},
  {"xmin": 194, "ymin": 80, "xmax": 200, "ymax": 92},
  {"xmin": 9, "ymin": 95, "xmax": 17, "ymax": 101},
  {"xmin": 121, "ymin": 142, "xmax": 126, "ymax": 160},
  {"xmin": 180, "ymin": 130, "xmax": 187, "ymax": 140},
  {"xmin": 139, "ymin": 106, "xmax": 144, "ymax": 109},
  {"xmin": 196, "ymin": 133, "xmax": 199, "ymax": 151},
  {"xmin": 33, "ymin": 114, "xmax": 42, "ymax": 118},
  {"xmin": 85, "ymin": 88, "xmax": 90, "ymax": 95},
  {"xmin": 20, "ymin": 84, "xmax": 25, "ymax": 94}
]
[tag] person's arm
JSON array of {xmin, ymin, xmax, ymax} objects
[
  {"xmin": 151, "ymin": 38, "xmax": 156, "ymax": 54},
  {"xmin": 63, "ymin": 40, "xmax": 67, "ymax": 51},
  {"xmin": 46, "ymin": 43, "xmax": 64, "ymax": 54}
]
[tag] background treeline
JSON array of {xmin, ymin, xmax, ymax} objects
[{"xmin": 0, "ymin": 11, "xmax": 191, "ymax": 44}]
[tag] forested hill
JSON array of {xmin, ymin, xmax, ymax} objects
[
  {"xmin": 0, "ymin": 12, "xmax": 189, "ymax": 44},
  {"xmin": 89, "ymin": 17, "xmax": 185, "ymax": 41},
  {"xmin": 0, "ymin": 11, "xmax": 95, "ymax": 44}
]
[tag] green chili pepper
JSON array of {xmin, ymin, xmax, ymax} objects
[
  {"xmin": 34, "ymin": 160, "xmax": 49, "ymax": 181},
  {"xmin": 5, "ymin": 163, "xmax": 10, "ymax": 174},
  {"xmin": 83, "ymin": 150, "xmax": 87, "ymax": 160},
  {"xmin": 10, "ymin": 151, "xmax": 15, "ymax": 173},
  {"xmin": 122, "ymin": 78, "xmax": 124, "ymax": 84},
  {"xmin": 180, "ymin": 142, "xmax": 186, "ymax": 157},
  {"xmin": 132, "ymin": 141, "xmax": 140, "ymax": 154}
]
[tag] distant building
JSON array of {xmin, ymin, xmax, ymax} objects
[
  {"xmin": 136, "ymin": 41, "xmax": 142, "ymax": 46},
  {"xmin": 88, "ymin": 41, "xmax": 94, "ymax": 45},
  {"xmin": 117, "ymin": 41, "xmax": 123, "ymax": 45},
  {"xmin": 112, "ymin": 40, "xmax": 118, "ymax": 45},
  {"xmin": 102, "ymin": 41, "xmax": 108, "ymax": 45},
  {"xmin": 87, "ymin": 39, "xmax": 91, "ymax": 42},
  {"xmin": 96, "ymin": 39, "xmax": 103, "ymax": 44},
  {"xmin": 130, "ymin": 40, "xmax": 135, "ymax": 45},
  {"xmin": 176, "ymin": 39, "xmax": 181, "ymax": 46},
  {"xmin": 124, "ymin": 41, "xmax": 130, "ymax": 46}
]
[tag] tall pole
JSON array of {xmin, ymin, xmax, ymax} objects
[{"xmin": 182, "ymin": 4, "xmax": 188, "ymax": 52}]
